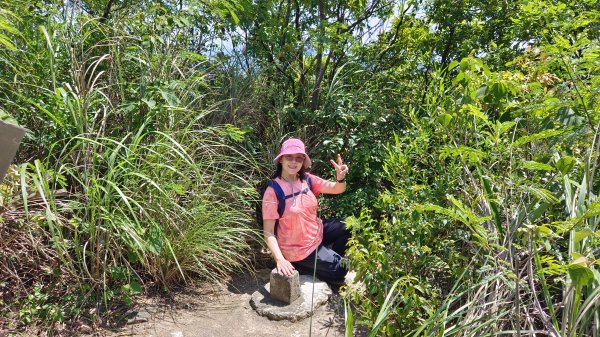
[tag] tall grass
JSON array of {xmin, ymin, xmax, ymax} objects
[
  {"xmin": 395, "ymin": 156, "xmax": 600, "ymax": 336},
  {"xmin": 53, "ymin": 121, "xmax": 259, "ymax": 285},
  {"xmin": 0, "ymin": 122, "xmax": 260, "ymax": 326},
  {"xmin": 0, "ymin": 4, "xmax": 262, "ymax": 329}
]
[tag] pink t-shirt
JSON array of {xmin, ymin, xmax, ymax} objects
[{"xmin": 262, "ymin": 173, "xmax": 328, "ymax": 262}]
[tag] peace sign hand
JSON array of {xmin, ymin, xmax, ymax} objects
[{"xmin": 329, "ymin": 154, "xmax": 349, "ymax": 181}]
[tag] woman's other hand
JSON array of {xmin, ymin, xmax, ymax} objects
[
  {"xmin": 276, "ymin": 257, "xmax": 296, "ymax": 276},
  {"xmin": 330, "ymin": 153, "xmax": 349, "ymax": 181}
]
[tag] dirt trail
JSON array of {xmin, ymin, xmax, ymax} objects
[{"xmin": 104, "ymin": 269, "xmax": 364, "ymax": 337}]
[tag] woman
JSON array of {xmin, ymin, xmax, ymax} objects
[{"xmin": 262, "ymin": 138, "xmax": 350, "ymax": 284}]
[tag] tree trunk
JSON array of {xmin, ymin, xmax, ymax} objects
[
  {"xmin": 294, "ymin": 0, "xmax": 306, "ymax": 108},
  {"xmin": 100, "ymin": 0, "xmax": 115, "ymax": 23},
  {"xmin": 310, "ymin": 0, "xmax": 327, "ymax": 111}
]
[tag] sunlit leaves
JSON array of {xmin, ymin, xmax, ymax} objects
[
  {"xmin": 436, "ymin": 113, "xmax": 453, "ymax": 127},
  {"xmin": 556, "ymin": 156, "xmax": 575, "ymax": 175},
  {"xmin": 439, "ymin": 145, "xmax": 487, "ymax": 164},
  {"xmin": 511, "ymin": 129, "xmax": 564, "ymax": 148},
  {"xmin": 0, "ymin": 108, "xmax": 19, "ymax": 125},
  {"xmin": 210, "ymin": 0, "xmax": 244, "ymax": 25},
  {"xmin": 574, "ymin": 229, "xmax": 595, "ymax": 245},
  {"xmin": 519, "ymin": 185, "xmax": 559, "ymax": 204},
  {"xmin": 522, "ymin": 161, "xmax": 555, "ymax": 172},
  {"xmin": 568, "ymin": 257, "xmax": 595, "ymax": 288},
  {"xmin": 0, "ymin": 8, "xmax": 19, "ymax": 51}
]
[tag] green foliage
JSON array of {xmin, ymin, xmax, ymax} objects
[
  {"xmin": 18, "ymin": 284, "xmax": 64, "ymax": 324},
  {"xmin": 0, "ymin": 6, "xmax": 19, "ymax": 51},
  {"xmin": 345, "ymin": 129, "xmax": 467, "ymax": 333},
  {"xmin": 0, "ymin": 108, "xmax": 19, "ymax": 126},
  {"xmin": 345, "ymin": 41, "xmax": 600, "ymax": 333}
]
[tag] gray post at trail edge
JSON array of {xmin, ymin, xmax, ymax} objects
[{"xmin": 0, "ymin": 120, "xmax": 26, "ymax": 182}]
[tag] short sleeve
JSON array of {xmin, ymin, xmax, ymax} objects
[
  {"xmin": 307, "ymin": 173, "xmax": 327, "ymax": 197},
  {"xmin": 262, "ymin": 186, "xmax": 280, "ymax": 220}
]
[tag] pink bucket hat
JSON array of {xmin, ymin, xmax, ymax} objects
[{"xmin": 274, "ymin": 138, "xmax": 312, "ymax": 168}]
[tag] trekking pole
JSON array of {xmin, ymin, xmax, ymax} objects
[{"xmin": 308, "ymin": 215, "xmax": 321, "ymax": 337}]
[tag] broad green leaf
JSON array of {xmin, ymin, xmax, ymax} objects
[
  {"xmin": 159, "ymin": 88, "xmax": 180, "ymax": 106},
  {"xmin": 460, "ymin": 58, "xmax": 469, "ymax": 71},
  {"xmin": 522, "ymin": 161, "xmax": 554, "ymax": 171},
  {"xmin": 142, "ymin": 98, "xmax": 156, "ymax": 109},
  {"xmin": 475, "ymin": 86, "xmax": 488, "ymax": 99},
  {"xmin": 130, "ymin": 280, "xmax": 142, "ymax": 294},
  {"xmin": 512, "ymin": 129, "xmax": 564, "ymax": 148},
  {"xmin": 448, "ymin": 60, "xmax": 459, "ymax": 70},
  {"xmin": 568, "ymin": 260, "xmax": 594, "ymax": 287},
  {"xmin": 496, "ymin": 121, "xmax": 516, "ymax": 136},
  {"xmin": 0, "ymin": 108, "xmax": 19, "ymax": 126},
  {"xmin": 489, "ymin": 82, "xmax": 508, "ymax": 101},
  {"xmin": 574, "ymin": 229, "xmax": 594, "ymax": 244},
  {"xmin": 437, "ymin": 113, "xmax": 453, "ymax": 127},
  {"xmin": 453, "ymin": 72, "xmax": 465, "ymax": 85},
  {"xmin": 535, "ymin": 224, "xmax": 555, "ymax": 237},
  {"xmin": 556, "ymin": 156, "xmax": 575, "ymax": 175},
  {"xmin": 557, "ymin": 107, "xmax": 584, "ymax": 126},
  {"xmin": 571, "ymin": 252, "xmax": 584, "ymax": 261}
]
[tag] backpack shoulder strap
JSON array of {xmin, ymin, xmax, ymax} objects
[
  {"xmin": 268, "ymin": 176, "xmax": 314, "ymax": 216},
  {"xmin": 306, "ymin": 174, "xmax": 313, "ymax": 192},
  {"xmin": 267, "ymin": 180, "xmax": 286, "ymax": 218}
]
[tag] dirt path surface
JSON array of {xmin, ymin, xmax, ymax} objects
[{"xmin": 104, "ymin": 269, "xmax": 364, "ymax": 337}]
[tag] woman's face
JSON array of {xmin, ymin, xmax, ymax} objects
[{"xmin": 280, "ymin": 154, "xmax": 305, "ymax": 176}]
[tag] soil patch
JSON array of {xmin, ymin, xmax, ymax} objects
[{"xmin": 97, "ymin": 269, "xmax": 365, "ymax": 337}]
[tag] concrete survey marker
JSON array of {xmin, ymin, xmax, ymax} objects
[
  {"xmin": 249, "ymin": 274, "xmax": 332, "ymax": 322},
  {"xmin": 269, "ymin": 269, "xmax": 301, "ymax": 304},
  {"xmin": 0, "ymin": 120, "xmax": 25, "ymax": 182}
]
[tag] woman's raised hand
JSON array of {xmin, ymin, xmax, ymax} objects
[{"xmin": 330, "ymin": 153, "xmax": 349, "ymax": 181}]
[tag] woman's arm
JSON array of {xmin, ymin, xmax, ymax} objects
[
  {"xmin": 317, "ymin": 179, "xmax": 346, "ymax": 194},
  {"xmin": 263, "ymin": 219, "xmax": 296, "ymax": 276}
]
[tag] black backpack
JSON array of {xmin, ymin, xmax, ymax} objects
[{"xmin": 256, "ymin": 176, "xmax": 314, "ymax": 236}]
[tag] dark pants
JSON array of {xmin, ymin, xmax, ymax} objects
[{"xmin": 292, "ymin": 218, "xmax": 350, "ymax": 284}]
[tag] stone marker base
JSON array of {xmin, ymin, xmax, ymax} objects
[{"xmin": 250, "ymin": 275, "xmax": 332, "ymax": 322}]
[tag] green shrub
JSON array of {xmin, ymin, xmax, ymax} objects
[{"xmin": 346, "ymin": 52, "xmax": 600, "ymax": 335}]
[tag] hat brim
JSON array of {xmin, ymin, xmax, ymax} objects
[{"xmin": 274, "ymin": 152, "xmax": 312, "ymax": 168}]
